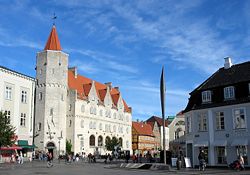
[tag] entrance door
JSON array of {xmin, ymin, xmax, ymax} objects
[
  {"xmin": 187, "ymin": 143, "xmax": 193, "ymax": 167},
  {"xmin": 46, "ymin": 142, "xmax": 55, "ymax": 159}
]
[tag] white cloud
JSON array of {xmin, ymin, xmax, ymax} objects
[{"xmin": 66, "ymin": 47, "xmax": 138, "ymax": 74}]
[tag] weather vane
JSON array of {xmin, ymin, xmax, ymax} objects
[{"xmin": 52, "ymin": 12, "xmax": 57, "ymax": 25}]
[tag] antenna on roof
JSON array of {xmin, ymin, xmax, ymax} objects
[{"xmin": 52, "ymin": 12, "xmax": 57, "ymax": 25}]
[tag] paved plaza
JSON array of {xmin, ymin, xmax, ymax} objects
[{"xmin": 1, "ymin": 160, "xmax": 250, "ymax": 175}]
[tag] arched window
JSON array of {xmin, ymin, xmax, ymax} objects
[
  {"xmin": 119, "ymin": 137, "xmax": 123, "ymax": 147},
  {"xmin": 105, "ymin": 136, "xmax": 111, "ymax": 146},
  {"xmin": 99, "ymin": 110, "xmax": 103, "ymax": 116},
  {"xmin": 89, "ymin": 135, "xmax": 95, "ymax": 146},
  {"xmin": 113, "ymin": 113, "xmax": 116, "ymax": 119},
  {"xmin": 98, "ymin": 136, "xmax": 103, "ymax": 146}
]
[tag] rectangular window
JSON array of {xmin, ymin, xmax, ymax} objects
[
  {"xmin": 39, "ymin": 92, "xmax": 42, "ymax": 101},
  {"xmin": 186, "ymin": 116, "xmax": 192, "ymax": 133},
  {"xmin": 216, "ymin": 112, "xmax": 225, "ymax": 130},
  {"xmin": 198, "ymin": 113, "xmax": 207, "ymax": 131},
  {"xmin": 224, "ymin": 86, "xmax": 235, "ymax": 99},
  {"xmin": 5, "ymin": 86, "xmax": 12, "ymax": 100},
  {"xmin": 80, "ymin": 137, "xmax": 84, "ymax": 148},
  {"xmin": 69, "ymin": 104, "xmax": 72, "ymax": 111},
  {"xmin": 234, "ymin": 108, "xmax": 246, "ymax": 129},
  {"xmin": 20, "ymin": 113, "xmax": 26, "ymax": 126},
  {"xmin": 38, "ymin": 123, "xmax": 42, "ymax": 131},
  {"xmin": 21, "ymin": 90, "xmax": 27, "ymax": 103},
  {"xmin": 236, "ymin": 145, "xmax": 248, "ymax": 164},
  {"xmin": 50, "ymin": 108, "xmax": 53, "ymax": 116},
  {"xmin": 202, "ymin": 90, "xmax": 212, "ymax": 103},
  {"xmin": 216, "ymin": 147, "xmax": 227, "ymax": 164},
  {"xmin": 4, "ymin": 110, "xmax": 11, "ymax": 124}
]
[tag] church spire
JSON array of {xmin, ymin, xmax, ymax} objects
[{"xmin": 44, "ymin": 25, "xmax": 62, "ymax": 51}]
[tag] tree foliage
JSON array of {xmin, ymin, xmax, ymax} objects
[
  {"xmin": 0, "ymin": 111, "xmax": 16, "ymax": 148},
  {"xmin": 66, "ymin": 139, "xmax": 72, "ymax": 153},
  {"xmin": 105, "ymin": 137, "xmax": 120, "ymax": 151}
]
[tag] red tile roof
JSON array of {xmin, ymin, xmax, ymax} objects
[
  {"xmin": 44, "ymin": 25, "xmax": 62, "ymax": 51},
  {"xmin": 132, "ymin": 122, "xmax": 154, "ymax": 136},
  {"xmin": 68, "ymin": 69, "xmax": 131, "ymax": 113},
  {"xmin": 146, "ymin": 116, "xmax": 168, "ymax": 127}
]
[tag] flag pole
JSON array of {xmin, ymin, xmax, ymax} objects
[{"xmin": 160, "ymin": 66, "xmax": 166, "ymax": 164}]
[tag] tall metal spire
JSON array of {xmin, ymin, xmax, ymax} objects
[{"xmin": 160, "ymin": 66, "xmax": 166, "ymax": 164}]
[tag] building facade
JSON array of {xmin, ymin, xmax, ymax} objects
[
  {"xmin": 132, "ymin": 121, "xmax": 155, "ymax": 155},
  {"xmin": 146, "ymin": 116, "xmax": 169, "ymax": 150},
  {"xmin": 184, "ymin": 57, "xmax": 250, "ymax": 167},
  {"xmin": 168, "ymin": 112, "xmax": 186, "ymax": 157},
  {"xmin": 34, "ymin": 25, "xmax": 132, "ymax": 156},
  {"xmin": 0, "ymin": 66, "xmax": 35, "ymax": 157}
]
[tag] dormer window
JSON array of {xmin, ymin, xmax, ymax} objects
[
  {"xmin": 224, "ymin": 86, "xmax": 235, "ymax": 100},
  {"xmin": 202, "ymin": 90, "xmax": 212, "ymax": 103}
]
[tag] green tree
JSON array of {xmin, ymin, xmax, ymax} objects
[
  {"xmin": 66, "ymin": 139, "xmax": 72, "ymax": 153},
  {"xmin": 0, "ymin": 111, "xmax": 16, "ymax": 160},
  {"xmin": 105, "ymin": 137, "xmax": 119, "ymax": 151},
  {"xmin": 0, "ymin": 111, "xmax": 16, "ymax": 149}
]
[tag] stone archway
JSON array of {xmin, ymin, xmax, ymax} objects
[{"xmin": 46, "ymin": 142, "xmax": 55, "ymax": 158}]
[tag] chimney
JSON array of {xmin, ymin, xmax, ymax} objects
[
  {"xmin": 224, "ymin": 57, "xmax": 232, "ymax": 69},
  {"xmin": 69, "ymin": 67, "xmax": 77, "ymax": 78},
  {"xmin": 105, "ymin": 82, "xmax": 112, "ymax": 89},
  {"xmin": 114, "ymin": 87, "xmax": 119, "ymax": 91}
]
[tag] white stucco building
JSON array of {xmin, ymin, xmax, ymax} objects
[
  {"xmin": 34, "ymin": 25, "xmax": 132, "ymax": 156},
  {"xmin": 0, "ymin": 66, "xmax": 35, "ymax": 156},
  {"xmin": 167, "ymin": 112, "xmax": 186, "ymax": 156},
  {"xmin": 184, "ymin": 57, "xmax": 250, "ymax": 167}
]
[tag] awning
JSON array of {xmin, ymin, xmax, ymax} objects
[
  {"xmin": 18, "ymin": 140, "xmax": 35, "ymax": 149},
  {"xmin": 231, "ymin": 139, "xmax": 248, "ymax": 146},
  {"xmin": 0, "ymin": 145, "xmax": 22, "ymax": 150},
  {"xmin": 213, "ymin": 140, "xmax": 227, "ymax": 146},
  {"xmin": 194, "ymin": 141, "xmax": 209, "ymax": 147}
]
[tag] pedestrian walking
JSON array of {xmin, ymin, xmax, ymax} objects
[
  {"xmin": 198, "ymin": 150, "xmax": 206, "ymax": 171},
  {"xmin": 47, "ymin": 152, "xmax": 53, "ymax": 168}
]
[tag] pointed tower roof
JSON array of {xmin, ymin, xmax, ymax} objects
[{"xmin": 44, "ymin": 25, "xmax": 62, "ymax": 51}]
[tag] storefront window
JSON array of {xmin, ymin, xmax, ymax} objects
[
  {"xmin": 236, "ymin": 145, "xmax": 248, "ymax": 164},
  {"xmin": 216, "ymin": 147, "xmax": 227, "ymax": 164}
]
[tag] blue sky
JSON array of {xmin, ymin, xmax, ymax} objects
[{"xmin": 1, "ymin": 0, "xmax": 250, "ymax": 120}]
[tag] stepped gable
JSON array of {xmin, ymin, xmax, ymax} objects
[{"xmin": 68, "ymin": 69, "xmax": 131, "ymax": 112}]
